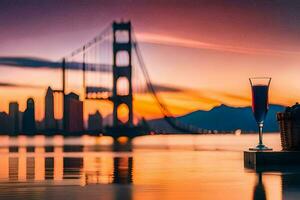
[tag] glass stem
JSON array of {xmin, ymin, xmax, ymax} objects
[{"xmin": 258, "ymin": 123, "xmax": 263, "ymax": 146}]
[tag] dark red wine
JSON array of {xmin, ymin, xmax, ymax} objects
[{"xmin": 251, "ymin": 85, "xmax": 269, "ymax": 124}]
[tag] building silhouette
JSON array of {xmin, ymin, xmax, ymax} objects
[
  {"xmin": 18, "ymin": 112, "xmax": 23, "ymax": 133},
  {"xmin": 64, "ymin": 92, "xmax": 84, "ymax": 133},
  {"xmin": 9, "ymin": 102, "xmax": 19, "ymax": 135},
  {"xmin": 22, "ymin": 98, "xmax": 36, "ymax": 135},
  {"xmin": 55, "ymin": 119, "xmax": 63, "ymax": 130},
  {"xmin": 0, "ymin": 112, "xmax": 13, "ymax": 134},
  {"xmin": 88, "ymin": 110, "xmax": 103, "ymax": 131},
  {"xmin": 36, "ymin": 120, "xmax": 45, "ymax": 131},
  {"xmin": 45, "ymin": 87, "xmax": 56, "ymax": 130}
]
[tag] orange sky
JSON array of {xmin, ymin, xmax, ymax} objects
[{"xmin": 1, "ymin": 32, "xmax": 300, "ymax": 123}]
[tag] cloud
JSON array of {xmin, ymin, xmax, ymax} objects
[
  {"xmin": 0, "ymin": 57, "xmax": 112, "ymax": 72},
  {"xmin": 136, "ymin": 83, "xmax": 248, "ymax": 105},
  {"xmin": 0, "ymin": 57, "xmax": 185, "ymax": 93},
  {"xmin": 151, "ymin": 84, "xmax": 183, "ymax": 92},
  {"xmin": 0, "ymin": 57, "xmax": 61, "ymax": 68},
  {"xmin": 214, "ymin": 91, "xmax": 250, "ymax": 102},
  {"xmin": 136, "ymin": 33, "xmax": 300, "ymax": 56},
  {"xmin": 0, "ymin": 82, "xmax": 43, "ymax": 89}
]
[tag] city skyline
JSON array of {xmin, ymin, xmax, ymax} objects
[{"xmin": 0, "ymin": 86, "xmax": 105, "ymax": 134}]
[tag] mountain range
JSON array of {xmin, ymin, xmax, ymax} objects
[{"xmin": 149, "ymin": 104, "xmax": 285, "ymax": 133}]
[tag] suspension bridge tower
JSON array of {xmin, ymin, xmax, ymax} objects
[{"xmin": 112, "ymin": 21, "xmax": 133, "ymax": 128}]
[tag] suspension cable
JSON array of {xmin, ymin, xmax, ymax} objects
[
  {"xmin": 64, "ymin": 23, "xmax": 112, "ymax": 60},
  {"xmin": 132, "ymin": 29, "xmax": 202, "ymax": 133}
]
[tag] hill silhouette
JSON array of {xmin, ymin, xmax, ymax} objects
[{"xmin": 178, "ymin": 104, "xmax": 284, "ymax": 132}]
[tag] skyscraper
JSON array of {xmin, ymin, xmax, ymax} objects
[
  {"xmin": 45, "ymin": 87, "xmax": 56, "ymax": 130},
  {"xmin": 88, "ymin": 110, "xmax": 103, "ymax": 131},
  {"xmin": 64, "ymin": 92, "xmax": 84, "ymax": 133},
  {"xmin": 18, "ymin": 112, "xmax": 23, "ymax": 133},
  {"xmin": 0, "ymin": 112, "xmax": 13, "ymax": 134},
  {"xmin": 22, "ymin": 98, "xmax": 36, "ymax": 135},
  {"xmin": 9, "ymin": 102, "xmax": 19, "ymax": 135}
]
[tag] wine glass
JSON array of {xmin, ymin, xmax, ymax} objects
[{"xmin": 249, "ymin": 77, "xmax": 272, "ymax": 151}]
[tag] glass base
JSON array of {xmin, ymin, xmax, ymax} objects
[{"xmin": 249, "ymin": 144, "xmax": 272, "ymax": 151}]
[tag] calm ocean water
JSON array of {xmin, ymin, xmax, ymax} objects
[{"xmin": 0, "ymin": 133, "xmax": 299, "ymax": 200}]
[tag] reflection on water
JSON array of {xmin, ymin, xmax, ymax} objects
[
  {"xmin": 253, "ymin": 173, "xmax": 266, "ymax": 200},
  {"xmin": 0, "ymin": 147, "xmax": 132, "ymax": 186},
  {"xmin": 0, "ymin": 134, "xmax": 299, "ymax": 200}
]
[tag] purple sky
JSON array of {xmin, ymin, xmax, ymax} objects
[{"xmin": 1, "ymin": 0, "xmax": 300, "ymax": 59}]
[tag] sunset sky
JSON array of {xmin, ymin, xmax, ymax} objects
[{"xmin": 1, "ymin": 0, "xmax": 300, "ymax": 122}]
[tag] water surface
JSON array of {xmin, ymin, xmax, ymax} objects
[{"xmin": 0, "ymin": 134, "xmax": 299, "ymax": 200}]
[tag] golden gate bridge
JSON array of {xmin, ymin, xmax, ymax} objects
[{"xmin": 55, "ymin": 21, "xmax": 203, "ymax": 138}]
